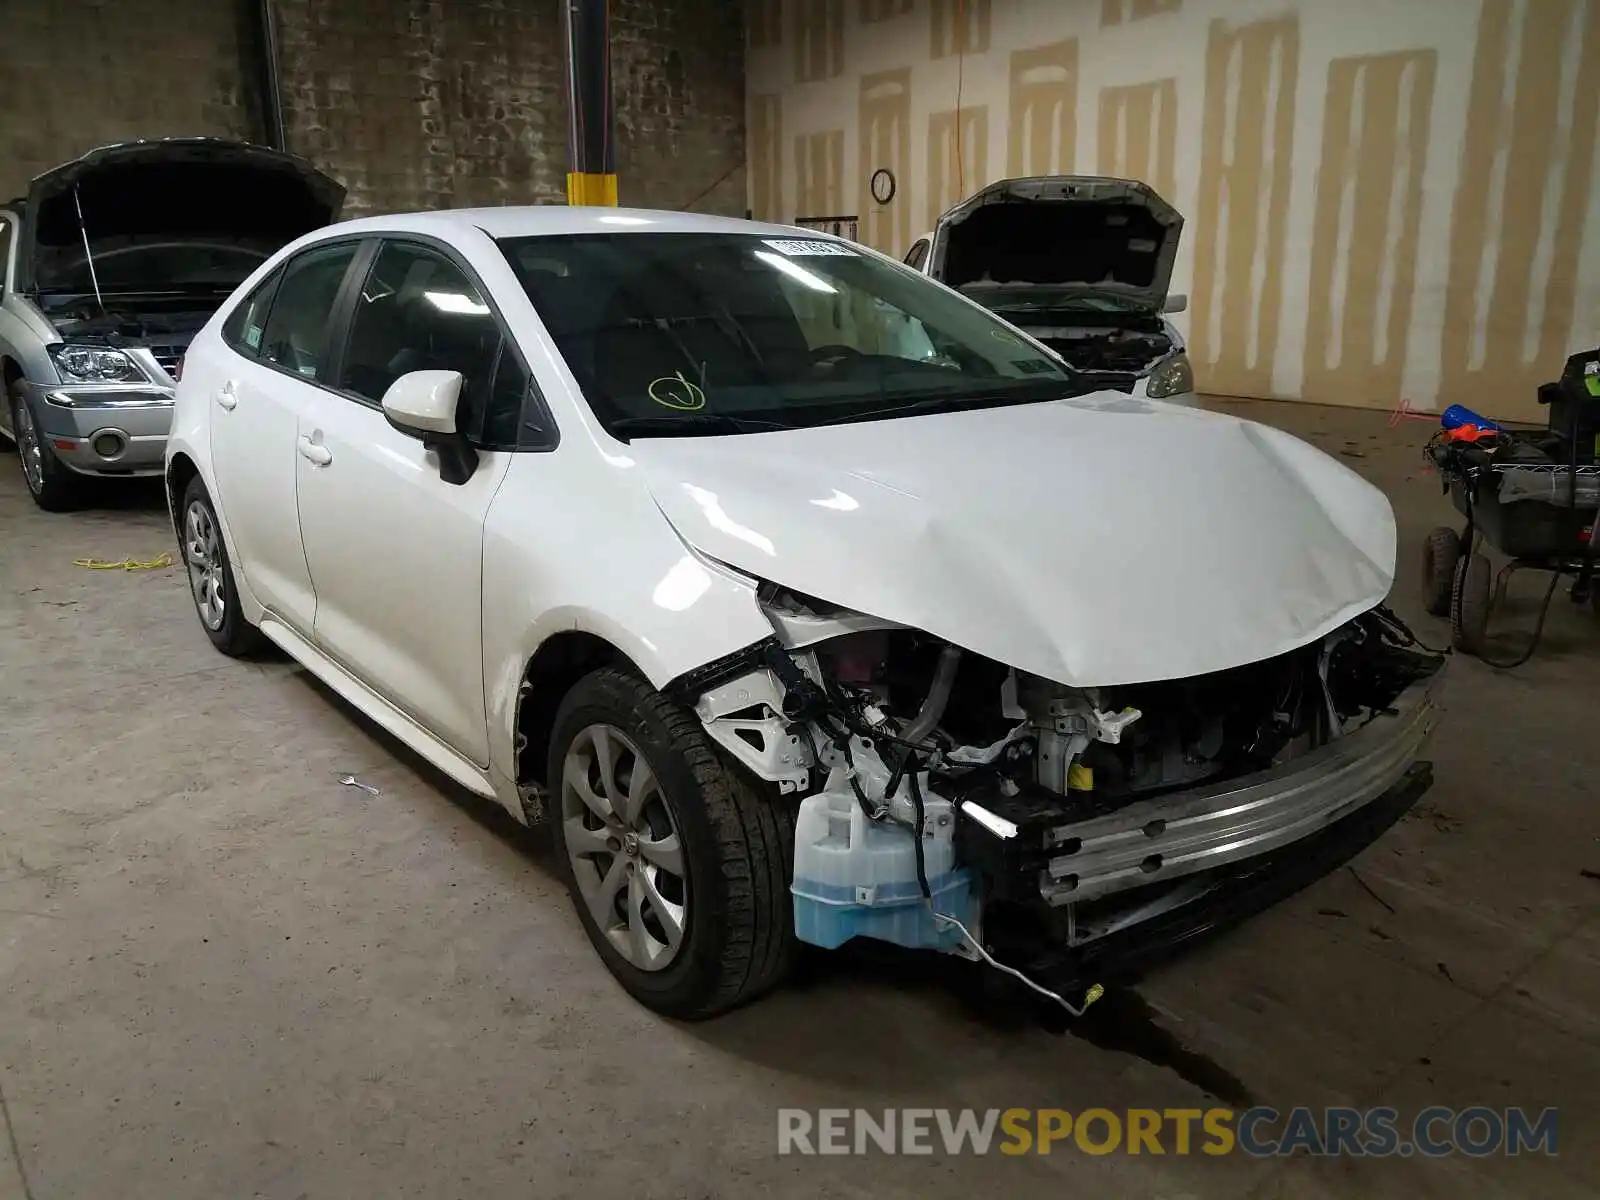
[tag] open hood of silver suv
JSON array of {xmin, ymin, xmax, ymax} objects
[
  {"xmin": 19, "ymin": 138, "xmax": 345, "ymax": 293},
  {"xmin": 930, "ymin": 176, "xmax": 1182, "ymax": 313}
]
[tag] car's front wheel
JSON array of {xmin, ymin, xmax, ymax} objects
[
  {"xmin": 179, "ymin": 475, "xmax": 261, "ymax": 657},
  {"xmin": 549, "ymin": 668, "xmax": 795, "ymax": 1019},
  {"xmin": 8, "ymin": 380, "xmax": 82, "ymax": 511}
]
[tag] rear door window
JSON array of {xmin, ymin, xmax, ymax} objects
[
  {"xmin": 258, "ymin": 242, "xmax": 361, "ymax": 381},
  {"xmin": 221, "ymin": 268, "xmax": 283, "ymax": 356}
]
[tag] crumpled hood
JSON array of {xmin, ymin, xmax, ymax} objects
[{"xmin": 630, "ymin": 395, "xmax": 1396, "ymax": 687}]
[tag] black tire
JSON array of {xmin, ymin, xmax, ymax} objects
[
  {"xmin": 178, "ymin": 475, "xmax": 263, "ymax": 657},
  {"xmin": 1421, "ymin": 526, "xmax": 1462, "ymax": 617},
  {"xmin": 8, "ymin": 379, "xmax": 83, "ymax": 512},
  {"xmin": 1451, "ymin": 552, "xmax": 1492, "ymax": 655},
  {"xmin": 549, "ymin": 668, "xmax": 796, "ymax": 1020}
]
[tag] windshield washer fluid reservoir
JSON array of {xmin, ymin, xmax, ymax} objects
[{"xmin": 791, "ymin": 782, "xmax": 976, "ymax": 951}]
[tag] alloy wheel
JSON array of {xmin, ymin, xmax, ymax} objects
[
  {"xmin": 13, "ymin": 398, "xmax": 43, "ymax": 495},
  {"xmin": 183, "ymin": 500, "xmax": 227, "ymax": 631},
  {"xmin": 560, "ymin": 724, "xmax": 688, "ymax": 972}
]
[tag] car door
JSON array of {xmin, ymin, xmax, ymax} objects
[
  {"xmin": 293, "ymin": 238, "xmax": 521, "ymax": 765},
  {"xmin": 208, "ymin": 240, "xmax": 363, "ymax": 635}
]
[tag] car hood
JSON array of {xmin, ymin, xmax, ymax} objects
[
  {"xmin": 20, "ymin": 138, "xmax": 344, "ymax": 291},
  {"xmin": 629, "ymin": 394, "xmax": 1396, "ymax": 688},
  {"xmin": 931, "ymin": 176, "xmax": 1181, "ymax": 313}
]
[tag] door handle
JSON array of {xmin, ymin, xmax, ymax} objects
[
  {"xmin": 297, "ymin": 435, "xmax": 332, "ymax": 466},
  {"xmin": 216, "ymin": 381, "xmax": 238, "ymax": 411}
]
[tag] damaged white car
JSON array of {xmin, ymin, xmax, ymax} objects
[{"xmin": 166, "ymin": 207, "xmax": 1445, "ymax": 1020}]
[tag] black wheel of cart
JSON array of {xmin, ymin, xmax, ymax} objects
[
  {"xmin": 1451, "ymin": 553, "xmax": 1492, "ymax": 654},
  {"xmin": 1421, "ymin": 526, "xmax": 1462, "ymax": 617}
]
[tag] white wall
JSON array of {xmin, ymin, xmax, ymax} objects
[{"xmin": 746, "ymin": 0, "xmax": 1600, "ymax": 420}]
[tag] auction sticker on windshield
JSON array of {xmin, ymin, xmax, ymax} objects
[{"xmin": 762, "ymin": 238, "xmax": 858, "ymax": 257}]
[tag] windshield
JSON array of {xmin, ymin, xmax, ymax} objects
[{"xmin": 497, "ymin": 232, "xmax": 1082, "ymax": 438}]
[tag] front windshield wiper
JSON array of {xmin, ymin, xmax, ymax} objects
[
  {"xmin": 812, "ymin": 379, "xmax": 1083, "ymax": 428},
  {"xmin": 606, "ymin": 412, "xmax": 797, "ymax": 439}
]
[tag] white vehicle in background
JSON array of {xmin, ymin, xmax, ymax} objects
[
  {"xmin": 166, "ymin": 206, "xmax": 1443, "ymax": 1020},
  {"xmin": 905, "ymin": 175, "xmax": 1196, "ymax": 405}
]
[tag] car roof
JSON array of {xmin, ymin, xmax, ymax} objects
[{"xmin": 321, "ymin": 205, "xmax": 827, "ymax": 242}]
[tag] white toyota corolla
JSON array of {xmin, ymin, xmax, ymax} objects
[{"xmin": 167, "ymin": 207, "xmax": 1444, "ymax": 1020}]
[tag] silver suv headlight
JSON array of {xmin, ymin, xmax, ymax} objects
[
  {"xmin": 50, "ymin": 344, "xmax": 142, "ymax": 383},
  {"xmin": 1145, "ymin": 350, "xmax": 1194, "ymax": 399}
]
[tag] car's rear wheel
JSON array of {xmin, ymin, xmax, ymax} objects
[
  {"xmin": 179, "ymin": 475, "xmax": 262, "ymax": 657},
  {"xmin": 8, "ymin": 380, "xmax": 82, "ymax": 511},
  {"xmin": 549, "ymin": 668, "xmax": 795, "ymax": 1019}
]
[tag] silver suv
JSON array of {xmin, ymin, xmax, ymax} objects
[{"xmin": 0, "ymin": 138, "xmax": 341, "ymax": 509}]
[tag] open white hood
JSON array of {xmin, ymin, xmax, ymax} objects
[{"xmin": 630, "ymin": 395, "xmax": 1397, "ymax": 687}]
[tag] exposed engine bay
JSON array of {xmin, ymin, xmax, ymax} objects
[
  {"xmin": 37, "ymin": 293, "xmax": 224, "ymax": 381},
  {"xmin": 42, "ymin": 292, "xmax": 223, "ymax": 354},
  {"xmin": 683, "ymin": 588, "xmax": 1445, "ymax": 1004},
  {"xmin": 1005, "ymin": 312, "xmax": 1174, "ymax": 382}
]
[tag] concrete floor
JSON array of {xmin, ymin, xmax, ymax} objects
[{"xmin": 0, "ymin": 399, "xmax": 1596, "ymax": 1199}]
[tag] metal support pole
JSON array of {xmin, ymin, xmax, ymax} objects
[{"xmin": 562, "ymin": 0, "xmax": 617, "ymax": 206}]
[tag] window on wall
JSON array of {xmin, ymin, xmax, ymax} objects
[{"xmin": 337, "ymin": 240, "xmax": 529, "ymax": 447}]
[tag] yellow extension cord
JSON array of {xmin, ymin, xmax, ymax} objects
[{"xmin": 73, "ymin": 552, "xmax": 173, "ymax": 571}]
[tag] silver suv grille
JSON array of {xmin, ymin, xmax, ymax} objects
[{"xmin": 149, "ymin": 345, "xmax": 184, "ymax": 380}]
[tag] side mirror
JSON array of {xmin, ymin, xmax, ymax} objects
[
  {"xmin": 1163, "ymin": 293, "xmax": 1189, "ymax": 315},
  {"xmin": 380, "ymin": 369, "xmax": 478, "ymax": 485}
]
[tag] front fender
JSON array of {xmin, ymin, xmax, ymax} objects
[{"xmin": 481, "ymin": 453, "xmax": 775, "ymax": 785}]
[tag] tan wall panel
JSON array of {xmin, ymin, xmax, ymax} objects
[
  {"xmin": 1007, "ymin": 40, "xmax": 1078, "ymax": 177},
  {"xmin": 927, "ymin": 106, "xmax": 990, "ymax": 227},
  {"xmin": 749, "ymin": 94, "xmax": 783, "ymax": 222},
  {"xmin": 1103, "ymin": 0, "xmax": 1183, "ymax": 27},
  {"xmin": 1303, "ymin": 51, "xmax": 1435, "ymax": 409},
  {"xmin": 749, "ymin": 0, "xmax": 782, "ymax": 48},
  {"xmin": 859, "ymin": 68, "xmax": 914, "ymax": 253},
  {"xmin": 861, "ymin": 0, "xmax": 914, "ymax": 22},
  {"xmin": 794, "ymin": 0, "xmax": 845, "ymax": 84},
  {"xmin": 1097, "ymin": 79, "xmax": 1177, "ymax": 201},
  {"xmin": 796, "ymin": 129, "xmax": 847, "ymax": 218},
  {"xmin": 1440, "ymin": 0, "xmax": 1599, "ymax": 422},
  {"xmin": 932, "ymin": 0, "xmax": 992, "ymax": 59},
  {"xmin": 1191, "ymin": 15, "xmax": 1300, "ymax": 398}
]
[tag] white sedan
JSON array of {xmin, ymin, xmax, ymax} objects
[{"xmin": 166, "ymin": 207, "xmax": 1444, "ymax": 1020}]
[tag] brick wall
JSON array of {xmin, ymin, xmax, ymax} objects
[
  {"xmin": 0, "ymin": 0, "xmax": 746, "ymax": 217},
  {"xmin": 0, "ymin": 0, "xmax": 252, "ymax": 202}
]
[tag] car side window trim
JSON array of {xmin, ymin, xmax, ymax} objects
[
  {"xmin": 319, "ymin": 238, "xmax": 380, "ymax": 390},
  {"xmin": 325, "ymin": 232, "xmax": 558, "ymax": 453}
]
